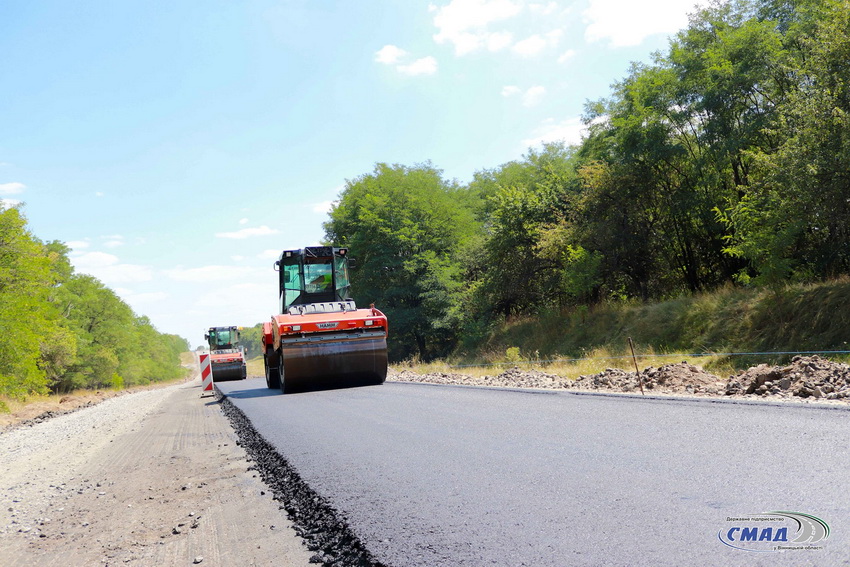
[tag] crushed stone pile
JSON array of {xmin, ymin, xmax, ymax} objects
[
  {"xmin": 392, "ymin": 369, "xmax": 474, "ymax": 385},
  {"xmin": 575, "ymin": 362, "xmax": 725, "ymax": 395},
  {"xmin": 391, "ymin": 355, "xmax": 850, "ymax": 403},
  {"xmin": 391, "ymin": 367, "xmax": 572, "ymax": 389},
  {"xmin": 725, "ymin": 355, "xmax": 850, "ymax": 400},
  {"xmin": 483, "ymin": 367, "xmax": 573, "ymax": 389}
]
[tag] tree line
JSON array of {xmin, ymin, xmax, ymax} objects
[
  {"xmin": 0, "ymin": 207, "xmax": 189, "ymax": 400},
  {"xmin": 324, "ymin": 0, "xmax": 850, "ymax": 362}
]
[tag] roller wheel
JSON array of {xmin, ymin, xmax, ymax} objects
[{"xmin": 265, "ymin": 347, "xmax": 281, "ymax": 389}]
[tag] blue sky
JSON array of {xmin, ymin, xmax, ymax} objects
[{"xmin": 1, "ymin": 0, "xmax": 705, "ymax": 348}]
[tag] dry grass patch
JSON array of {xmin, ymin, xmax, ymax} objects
[{"xmin": 396, "ymin": 346, "xmax": 738, "ymax": 382}]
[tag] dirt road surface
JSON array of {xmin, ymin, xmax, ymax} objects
[{"xmin": 0, "ymin": 378, "xmax": 312, "ymax": 567}]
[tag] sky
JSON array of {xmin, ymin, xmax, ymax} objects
[{"xmin": 1, "ymin": 0, "xmax": 707, "ymax": 348}]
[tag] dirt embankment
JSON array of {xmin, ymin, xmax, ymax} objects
[{"xmin": 391, "ymin": 355, "xmax": 850, "ymax": 402}]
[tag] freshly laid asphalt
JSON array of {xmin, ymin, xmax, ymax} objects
[{"xmin": 217, "ymin": 378, "xmax": 850, "ymax": 567}]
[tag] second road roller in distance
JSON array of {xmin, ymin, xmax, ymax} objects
[
  {"xmin": 205, "ymin": 325, "xmax": 248, "ymax": 381},
  {"xmin": 261, "ymin": 246, "xmax": 388, "ymax": 393}
]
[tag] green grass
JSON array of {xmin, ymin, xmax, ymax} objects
[
  {"xmin": 246, "ymin": 355, "xmax": 264, "ymax": 377},
  {"xmin": 442, "ymin": 278, "xmax": 850, "ymax": 374}
]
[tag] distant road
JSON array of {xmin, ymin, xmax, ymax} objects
[{"xmin": 217, "ymin": 379, "xmax": 850, "ymax": 566}]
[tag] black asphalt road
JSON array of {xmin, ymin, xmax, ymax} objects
[{"xmin": 217, "ymin": 378, "xmax": 850, "ymax": 566}]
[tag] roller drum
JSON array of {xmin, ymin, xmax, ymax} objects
[
  {"xmin": 211, "ymin": 361, "xmax": 246, "ymax": 381},
  {"xmin": 280, "ymin": 336, "xmax": 387, "ymax": 393}
]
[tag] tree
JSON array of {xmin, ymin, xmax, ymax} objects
[
  {"xmin": 470, "ymin": 143, "xmax": 582, "ymax": 314},
  {"xmin": 722, "ymin": 0, "xmax": 850, "ymax": 283},
  {"xmin": 0, "ymin": 207, "xmax": 55, "ymax": 397},
  {"xmin": 324, "ymin": 162, "xmax": 479, "ymax": 361}
]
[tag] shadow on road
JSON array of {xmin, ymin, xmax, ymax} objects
[{"xmin": 219, "ymin": 387, "xmax": 281, "ymax": 399}]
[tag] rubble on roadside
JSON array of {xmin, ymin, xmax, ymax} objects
[
  {"xmin": 724, "ymin": 355, "xmax": 850, "ymax": 400},
  {"xmin": 574, "ymin": 362, "xmax": 725, "ymax": 395},
  {"xmin": 389, "ymin": 355, "xmax": 850, "ymax": 402}
]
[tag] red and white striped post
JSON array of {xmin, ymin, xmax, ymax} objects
[{"xmin": 199, "ymin": 352, "xmax": 214, "ymax": 397}]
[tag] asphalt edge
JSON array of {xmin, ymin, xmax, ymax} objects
[
  {"xmin": 388, "ymin": 380, "xmax": 850, "ymax": 411},
  {"xmin": 217, "ymin": 392, "xmax": 387, "ymax": 567}
]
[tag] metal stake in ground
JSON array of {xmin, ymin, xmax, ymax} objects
[{"xmin": 628, "ymin": 337, "xmax": 644, "ymax": 395}]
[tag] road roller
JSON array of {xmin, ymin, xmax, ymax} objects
[
  {"xmin": 261, "ymin": 246, "xmax": 388, "ymax": 393},
  {"xmin": 205, "ymin": 326, "xmax": 248, "ymax": 381}
]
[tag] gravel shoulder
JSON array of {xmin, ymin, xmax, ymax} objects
[{"xmin": 0, "ymin": 378, "xmax": 312, "ymax": 567}]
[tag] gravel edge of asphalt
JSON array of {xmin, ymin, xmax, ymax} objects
[{"xmin": 218, "ymin": 392, "xmax": 387, "ymax": 567}]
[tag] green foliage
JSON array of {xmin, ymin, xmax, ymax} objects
[
  {"xmin": 722, "ymin": 0, "xmax": 850, "ymax": 283},
  {"xmin": 323, "ymin": 0, "xmax": 850, "ymax": 363},
  {"xmin": 471, "ymin": 143, "xmax": 582, "ymax": 315},
  {"xmin": 0, "ymin": 207, "xmax": 56, "ymax": 398},
  {"xmin": 0, "ymin": 207, "xmax": 189, "ymax": 397},
  {"xmin": 505, "ymin": 347, "xmax": 522, "ymax": 363},
  {"xmin": 324, "ymin": 162, "xmax": 481, "ymax": 361},
  {"xmin": 238, "ymin": 324, "xmax": 264, "ymax": 359}
]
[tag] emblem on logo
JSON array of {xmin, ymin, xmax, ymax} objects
[{"xmin": 719, "ymin": 512, "xmax": 829, "ymax": 552}]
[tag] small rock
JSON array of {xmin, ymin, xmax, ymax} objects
[{"xmin": 193, "ymin": 557, "xmax": 204, "ymax": 564}]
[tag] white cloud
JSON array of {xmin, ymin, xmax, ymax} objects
[
  {"xmin": 123, "ymin": 291, "xmax": 169, "ymax": 305},
  {"xmin": 195, "ymin": 282, "xmax": 269, "ymax": 309},
  {"xmin": 0, "ymin": 182, "xmax": 25, "ymax": 195},
  {"xmin": 522, "ymin": 85, "xmax": 546, "ymax": 107},
  {"xmin": 512, "ymin": 30, "xmax": 561, "ymax": 56},
  {"xmin": 514, "ymin": 34, "xmax": 546, "ymax": 55},
  {"xmin": 258, "ymin": 249, "xmax": 282, "ymax": 260},
  {"xmin": 584, "ymin": 0, "xmax": 697, "ymax": 47},
  {"xmin": 74, "ymin": 251, "xmax": 120, "ymax": 268},
  {"xmin": 375, "ymin": 44, "xmax": 436, "ymax": 76},
  {"xmin": 529, "ymin": 2, "xmax": 558, "ymax": 15},
  {"xmin": 312, "ymin": 200, "xmax": 335, "ymax": 214},
  {"xmin": 71, "ymin": 251, "xmax": 153, "ymax": 284},
  {"xmin": 486, "ymin": 31, "xmax": 514, "ymax": 51},
  {"xmin": 375, "ymin": 44, "xmax": 409, "ymax": 64},
  {"xmin": 522, "ymin": 117, "xmax": 587, "ymax": 148},
  {"xmin": 557, "ymin": 49, "xmax": 576, "ymax": 63},
  {"xmin": 164, "ymin": 265, "xmax": 250, "ymax": 282},
  {"xmin": 98, "ymin": 234, "xmax": 124, "ymax": 248},
  {"xmin": 66, "ymin": 240, "xmax": 91, "ymax": 250},
  {"xmin": 398, "ymin": 56, "xmax": 438, "ymax": 76},
  {"xmin": 430, "ymin": 0, "xmax": 523, "ymax": 56},
  {"xmin": 215, "ymin": 225, "xmax": 280, "ymax": 239},
  {"xmin": 0, "ymin": 199, "xmax": 22, "ymax": 209},
  {"xmin": 503, "ymin": 85, "xmax": 546, "ymax": 106},
  {"xmin": 95, "ymin": 192, "xmax": 104, "ymax": 197},
  {"xmin": 231, "ymin": 255, "xmax": 245, "ymax": 262}
]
